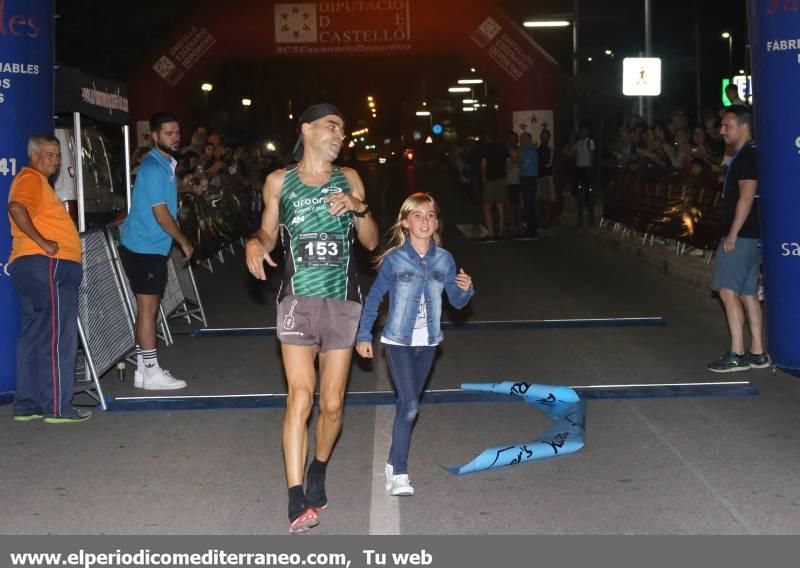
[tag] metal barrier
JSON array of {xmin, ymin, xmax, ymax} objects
[
  {"xmin": 168, "ymin": 247, "xmax": 208, "ymax": 327},
  {"xmin": 601, "ymin": 168, "xmax": 723, "ymax": 253},
  {"xmin": 76, "ymin": 230, "xmax": 137, "ymax": 410}
]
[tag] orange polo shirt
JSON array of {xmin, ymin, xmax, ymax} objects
[{"xmin": 7, "ymin": 167, "xmax": 81, "ymax": 264}]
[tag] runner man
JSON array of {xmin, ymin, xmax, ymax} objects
[{"xmin": 245, "ymin": 103, "xmax": 379, "ymax": 533}]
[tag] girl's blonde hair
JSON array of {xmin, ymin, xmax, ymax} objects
[{"xmin": 376, "ymin": 192, "xmax": 442, "ymax": 266}]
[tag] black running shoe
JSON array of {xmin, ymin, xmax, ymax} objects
[
  {"xmin": 747, "ymin": 352, "xmax": 771, "ymax": 369},
  {"xmin": 707, "ymin": 351, "xmax": 750, "ymax": 373},
  {"xmin": 43, "ymin": 408, "xmax": 92, "ymax": 424},
  {"xmin": 306, "ymin": 473, "xmax": 328, "ymax": 512}
]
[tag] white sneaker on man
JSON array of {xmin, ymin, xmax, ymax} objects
[
  {"xmin": 138, "ymin": 369, "xmax": 187, "ymax": 390},
  {"xmin": 389, "ymin": 474, "xmax": 414, "ymax": 496}
]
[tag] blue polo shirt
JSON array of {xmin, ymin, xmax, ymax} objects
[
  {"xmin": 520, "ymin": 145, "xmax": 539, "ymax": 178},
  {"xmin": 121, "ymin": 149, "xmax": 178, "ymax": 256}
]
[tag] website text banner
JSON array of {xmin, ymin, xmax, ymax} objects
[
  {"xmin": 0, "ymin": 0, "xmax": 54, "ymax": 398},
  {"xmin": 0, "ymin": 536, "xmax": 794, "ymax": 568}
]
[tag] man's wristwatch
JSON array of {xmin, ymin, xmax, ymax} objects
[{"xmin": 352, "ymin": 203, "xmax": 370, "ymax": 218}]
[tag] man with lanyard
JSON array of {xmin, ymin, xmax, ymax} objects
[
  {"xmin": 245, "ymin": 103, "xmax": 379, "ymax": 533},
  {"xmin": 120, "ymin": 112, "xmax": 194, "ymax": 390},
  {"xmin": 708, "ymin": 105, "xmax": 769, "ymax": 373}
]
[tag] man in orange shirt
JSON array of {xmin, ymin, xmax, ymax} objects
[{"xmin": 6, "ymin": 134, "xmax": 90, "ymax": 423}]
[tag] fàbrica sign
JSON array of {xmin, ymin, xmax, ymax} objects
[{"xmin": 0, "ymin": 0, "xmax": 54, "ymax": 400}]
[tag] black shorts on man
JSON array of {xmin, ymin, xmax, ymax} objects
[{"xmin": 119, "ymin": 246, "xmax": 169, "ymax": 296}]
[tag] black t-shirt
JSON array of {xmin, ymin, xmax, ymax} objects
[
  {"xmin": 720, "ymin": 142, "xmax": 759, "ymax": 238},
  {"xmin": 482, "ymin": 142, "xmax": 509, "ymax": 181}
]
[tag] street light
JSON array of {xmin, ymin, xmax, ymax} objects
[
  {"xmin": 722, "ymin": 32, "xmax": 733, "ymax": 79},
  {"xmin": 241, "ymin": 98, "xmax": 252, "ymax": 107},
  {"xmin": 201, "ymin": 83, "xmax": 213, "ymax": 92},
  {"xmin": 523, "ymin": 12, "xmax": 578, "ymax": 131},
  {"xmin": 448, "ymin": 87, "xmax": 471, "ymax": 93},
  {"xmin": 416, "ymin": 110, "xmax": 433, "ymax": 130},
  {"xmin": 523, "ymin": 20, "xmax": 570, "ymax": 28},
  {"xmin": 457, "ymin": 79, "xmax": 483, "ymax": 84}
]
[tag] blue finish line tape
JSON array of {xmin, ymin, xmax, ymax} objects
[
  {"xmin": 446, "ymin": 382, "xmax": 586, "ymax": 475},
  {"xmin": 187, "ymin": 317, "xmax": 667, "ymax": 338},
  {"xmin": 104, "ymin": 381, "xmax": 757, "ymax": 412}
]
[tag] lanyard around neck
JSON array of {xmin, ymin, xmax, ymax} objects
[{"xmin": 721, "ymin": 141, "xmax": 754, "ymax": 198}]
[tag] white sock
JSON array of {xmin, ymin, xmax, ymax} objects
[
  {"xmin": 142, "ymin": 348, "xmax": 160, "ymax": 378},
  {"xmin": 135, "ymin": 345, "xmax": 143, "ymax": 373}
]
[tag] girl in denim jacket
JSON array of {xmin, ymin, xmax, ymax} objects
[{"xmin": 356, "ymin": 193, "xmax": 474, "ymax": 496}]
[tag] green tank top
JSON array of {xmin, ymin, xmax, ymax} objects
[{"xmin": 278, "ymin": 165, "xmax": 360, "ymax": 302}]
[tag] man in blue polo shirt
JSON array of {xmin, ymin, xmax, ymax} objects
[{"xmin": 120, "ymin": 111, "xmax": 194, "ymax": 390}]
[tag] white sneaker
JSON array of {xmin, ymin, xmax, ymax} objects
[
  {"xmin": 141, "ymin": 369, "xmax": 187, "ymax": 391},
  {"xmin": 384, "ymin": 463, "xmax": 394, "ymax": 491},
  {"xmin": 134, "ymin": 370, "xmax": 143, "ymax": 388},
  {"xmin": 390, "ymin": 474, "xmax": 414, "ymax": 496}
]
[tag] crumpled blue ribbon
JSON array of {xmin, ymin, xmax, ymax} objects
[{"xmin": 447, "ymin": 382, "xmax": 587, "ymax": 475}]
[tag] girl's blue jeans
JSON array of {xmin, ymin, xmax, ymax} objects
[{"xmin": 384, "ymin": 344, "xmax": 437, "ymax": 475}]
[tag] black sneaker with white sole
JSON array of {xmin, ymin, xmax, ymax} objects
[
  {"xmin": 707, "ymin": 351, "xmax": 750, "ymax": 373},
  {"xmin": 747, "ymin": 352, "xmax": 771, "ymax": 369},
  {"xmin": 43, "ymin": 408, "xmax": 92, "ymax": 424}
]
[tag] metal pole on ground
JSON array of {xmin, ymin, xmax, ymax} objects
[
  {"xmin": 573, "ymin": 0, "xmax": 580, "ymax": 132},
  {"xmin": 644, "ymin": 0, "xmax": 653, "ymax": 126},
  {"xmin": 123, "ymin": 125, "xmax": 132, "ymax": 212},
  {"xmin": 73, "ymin": 112, "xmax": 86, "ymax": 232}
]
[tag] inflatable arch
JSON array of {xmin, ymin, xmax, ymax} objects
[{"xmin": 128, "ymin": 0, "xmax": 561, "ymax": 140}]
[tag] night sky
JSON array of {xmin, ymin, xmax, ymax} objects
[{"xmin": 55, "ymin": 0, "xmax": 749, "ymax": 137}]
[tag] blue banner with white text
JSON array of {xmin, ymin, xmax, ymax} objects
[
  {"xmin": 0, "ymin": 0, "xmax": 54, "ymax": 400},
  {"xmin": 749, "ymin": 1, "xmax": 800, "ymax": 373}
]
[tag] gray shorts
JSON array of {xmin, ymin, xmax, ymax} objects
[
  {"xmin": 482, "ymin": 178, "xmax": 508, "ymax": 204},
  {"xmin": 712, "ymin": 238, "xmax": 761, "ymax": 296},
  {"xmin": 277, "ymin": 295, "xmax": 361, "ymax": 352}
]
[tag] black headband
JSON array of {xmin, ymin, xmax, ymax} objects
[{"xmin": 292, "ymin": 103, "xmax": 344, "ymax": 160}]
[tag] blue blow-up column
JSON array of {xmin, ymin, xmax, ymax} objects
[
  {"xmin": 0, "ymin": 0, "xmax": 54, "ymax": 404},
  {"xmin": 749, "ymin": 2, "xmax": 800, "ymax": 374}
]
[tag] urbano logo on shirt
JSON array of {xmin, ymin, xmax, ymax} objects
[{"xmin": 293, "ymin": 196, "xmax": 326, "ymax": 208}]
